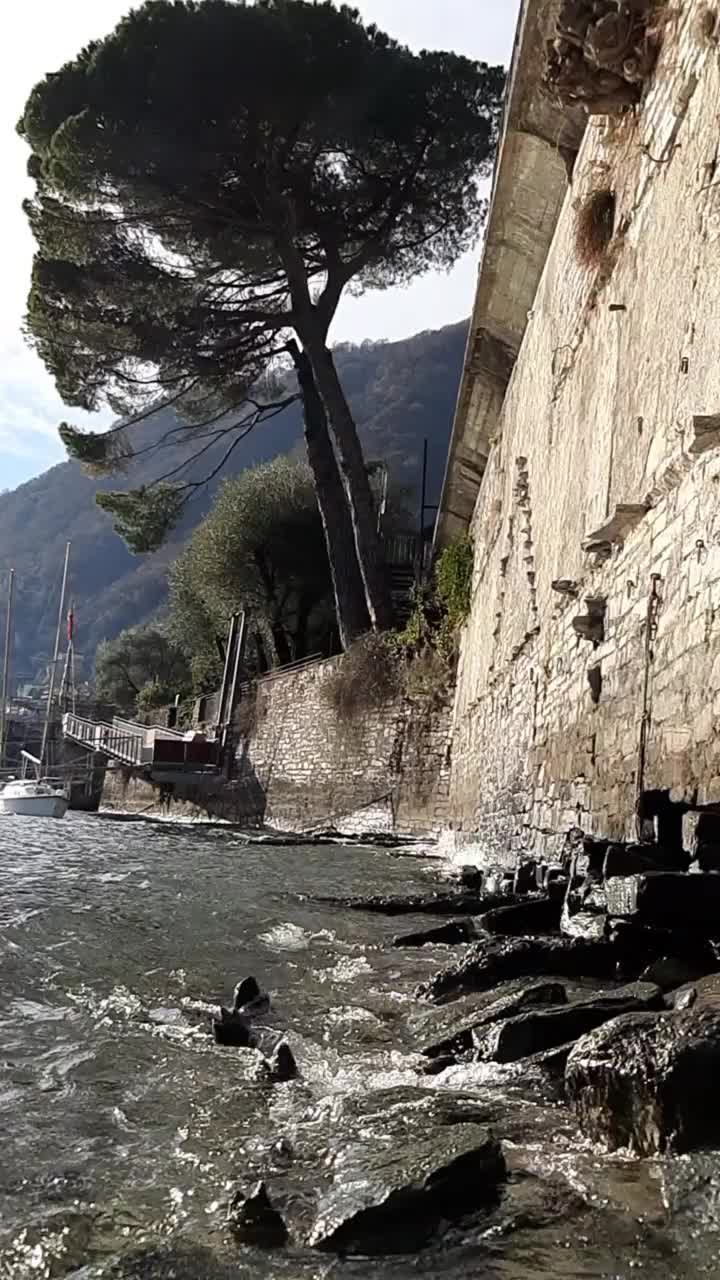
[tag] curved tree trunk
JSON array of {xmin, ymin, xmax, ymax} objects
[
  {"xmin": 289, "ymin": 341, "xmax": 370, "ymax": 647},
  {"xmin": 300, "ymin": 335, "xmax": 394, "ymax": 631}
]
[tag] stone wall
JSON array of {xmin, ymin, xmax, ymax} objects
[
  {"xmin": 103, "ymin": 657, "xmax": 453, "ymax": 837},
  {"xmin": 447, "ymin": 1, "xmax": 720, "ymax": 865}
]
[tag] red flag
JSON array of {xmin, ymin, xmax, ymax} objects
[{"xmin": 67, "ymin": 607, "xmax": 75, "ymax": 644}]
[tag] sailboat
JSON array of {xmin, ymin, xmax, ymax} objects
[{"xmin": 0, "ymin": 549, "xmax": 70, "ymax": 819}]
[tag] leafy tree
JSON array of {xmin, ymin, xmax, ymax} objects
[
  {"xmin": 169, "ymin": 457, "xmax": 335, "ymax": 675},
  {"xmin": 95, "ymin": 626, "xmax": 191, "ymax": 711},
  {"xmin": 19, "ymin": 0, "xmax": 504, "ymax": 637}
]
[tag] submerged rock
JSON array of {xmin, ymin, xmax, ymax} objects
[
  {"xmin": 313, "ymin": 890, "xmax": 515, "ymax": 917},
  {"xmin": 474, "ymin": 982, "xmax": 663, "ymax": 1064},
  {"xmin": 420, "ymin": 981, "xmax": 568, "ymax": 1059},
  {"xmin": 566, "ymin": 1005, "xmax": 720, "ymax": 1154},
  {"xmin": 417, "ymin": 935, "xmax": 614, "ymax": 1003},
  {"xmin": 232, "ymin": 976, "xmax": 271, "ymax": 1017},
  {"xmin": 477, "ymin": 896, "xmax": 561, "ymax": 936},
  {"xmin": 268, "ymin": 1041, "xmax": 298, "ymax": 1082},
  {"xmin": 227, "ymin": 1180, "xmax": 288, "ymax": 1248},
  {"xmin": 392, "ymin": 919, "xmax": 475, "ymax": 948},
  {"xmin": 212, "ymin": 1009, "xmax": 252, "ymax": 1046},
  {"xmin": 296, "ymin": 1088, "xmax": 505, "ymax": 1254}
]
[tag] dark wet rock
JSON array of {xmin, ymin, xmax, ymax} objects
[
  {"xmin": 420, "ymin": 1053, "xmax": 458, "ymax": 1075},
  {"xmin": 473, "ymin": 982, "xmax": 663, "ymax": 1064},
  {"xmin": 233, "ymin": 976, "xmax": 271, "ymax": 1017},
  {"xmin": 513, "ymin": 859, "xmax": 538, "ymax": 894},
  {"xmin": 522, "ymin": 1040, "xmax": 575, "ymax": 1078},
  {"xmin": 314, "ymin": 890, "xmax": 515, "ymax": 916},
  {"xmin": 477, "ymin": 896, "xmax": 561, "ymax": 936},
  {"xmin": 233, "ymin": 976, "xmax": 261, "ymax": 1007},
  {"xmin": 603, "ymin": 843, "xmax": 688, "ymax": 878},
  {"xmin": 605, "ymin": 872, "xmax": 720, "ymax": 928},
  {"xmin": 268, "ymin": 1041, "xmax": 298, "ymax": 1082},
  {"xmin": 227, "ymin": 1180, "xmax": 288, "ymax": 1248},
  {"xmin": 642, "ymin": 955, "xmax": 711, "ymax": 993},
  {"xmin": 416, "ymin": 935, "xmax": 615, "ymax": 1003},
  {"xmin": 459, "ymin": 865, "xmax": 483, "ymax": 889},
  {"xmin": 420, "ymin": 981, "xmax": 568, "ymax": 1059},
  {"xmin": 290, "ymin": 1087, "xmax": 505, "ymax": 1253},
  {"xmin": 392, "ymin": 919, "xmax": 475, "ymax": 948},
  {"xmin": 566, "ymin": 1004, "xmax": 720, "ymax": 1154},
  {"xmin": 609, "ymin": 919, "xmax": 720, "ymax": 979},
  {"xmin": 212, "ymin": 1008, "xmax": 252, "ymax": 1046},
  {"xmin": 664, "ymin": 972, "xmax": 720, "ymax": 1011}
]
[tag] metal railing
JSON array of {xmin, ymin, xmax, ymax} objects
[{"xmin": 63, "ymin": 713, "xmax": 146, "ymax": 767}]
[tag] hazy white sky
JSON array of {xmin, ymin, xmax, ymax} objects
[{"xmin": 0, "ymin": 0, "xmax": 518, "ymax": 490}]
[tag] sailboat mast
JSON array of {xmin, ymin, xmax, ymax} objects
[
  {"xmin": 0, "ymin": 569, "xmax": 15, "ymax": 769},
  {"xmin": 40, "ymin": 541, "xmax": 71, "ymax": 770}
]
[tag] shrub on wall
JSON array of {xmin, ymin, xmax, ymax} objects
[
  {"xmin": 323, "ymin": 633, "xmax": 404, "ymax": 719},
  {"xmin": 574, "ymin": 188, "xmax": 616, "ymax": 267}
]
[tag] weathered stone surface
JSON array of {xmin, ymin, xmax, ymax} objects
[
  {"xmin": 476, "ymin": 896, "xmax": 561, "ymax": 936},
  {"xmin": 420, "ymin": 981, "xmax": 568, "ymax": 1059},
  {"xmin": 392, "ymin": 919, "xmax": 475, "ymax": 948},
  {"xmin": 610, "ymin": 919, "xmax": 720, "ymax": 978},
  {"xmin": 416, "ymin": 936, "xmax": 615, "ymax": 1003},
  {"xmin": 566, "ymin": 1006, "xmax": 720, "ymax": 1155},
  {"xmin": 606, "ymin": 873, "xmax": 720, "ymax": 928},
  {"xmin": 474, "ymin": 982, "xmax": 662, "ymax": 1064},
  {"xmin": 642, "ymin": 956, "xmax": 711, "ymax": 993},
  {"xmin": 297, "ymin": 1089, "xmax": 505, "ymax": 1254},
  {"xmin": 602, "ymin": 844, "xmax": 689, "ymax": 879},
  {"xmin": 664, "ymin": 973, "xmax": 720, "ymax": 1011},
  {"xmin": 227, "ymin": 1181, "xmax": 288, "ymax": 1248}
]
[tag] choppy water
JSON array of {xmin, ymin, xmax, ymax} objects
[{"xmin": 1, "ymin": 814, "xmax": 720, "ymax": 1279}]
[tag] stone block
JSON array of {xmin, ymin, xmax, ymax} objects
[{"xmin": 605, "ymin": 872, "xmax": 720, "ymax": 929}]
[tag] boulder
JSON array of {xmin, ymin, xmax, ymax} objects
[
  {"xmin": 212, "ymin": 1010, "xmax": 252, "ymax": 1047},
  {"xmin": 420, "ymin": 1054, "xmax": 457, "ymax": 1076},
  {"xmin": 416, "ymin": 935, "xmax": 615, "ymax": 1003},
  {"xmin": 299, "ymin": 1088, "xmax": 505, "ymax": 1253},
  {"xmin": 458, "ymin": 865, "xmax": 483, "ymax": 890},
  {"xmin": 268, "ymin": 1041, "xmax": 298, "ymax": 1082},
  {"xmin": 602, "ymin": 843, "xmax": 688, "ymax": 878},
  {"xmin": 420, "ymin": 981, "xmax": 568, "ymax": 1060},
  {"xmin": 609, "ymin": 919, "xmax": 720, "ymax": 978},
  {"xmin": 664, "ymin": 973, "xmax": 720, "ymax": 1011},
  {"xmin": 392, "ymin": 919, "xmax": 475, "ymax": 948},
  {"xmin": 227, "ymin": 1180, "xmax": 288, "ymax": 1248},
  {"xmin": 642, "ymin": 955, "xmax": 711, "ymax": 993},
  {"xmin": 566, "ymin": 1005, "xmax": 720, "ymax": 1154},
  {"xmin": 474, "ymin": 982, "xmax": 663, "ymax": 1064},
  {"xmin": 232, "ymin": 976, "xmax": 271, "ymax": 1017},
  {"xmin": 476, "ymin": 896, "xmax": 561, "ymax": 936},
  {"xmin": 605, "ymin": 872, "xmax": 720, "ymax": 929}
]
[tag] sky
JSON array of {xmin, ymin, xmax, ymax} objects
[{"xmin": 0, "ymin": 0, "xmax": 518, "ymax": 491}]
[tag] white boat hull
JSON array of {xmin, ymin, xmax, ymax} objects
[{"xmin": 0, "ymin": 784, "xmax": 69, "ymax": 819}]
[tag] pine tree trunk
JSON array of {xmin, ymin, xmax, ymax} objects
[
  {"xmin": 290, "ymin": 342, "xmax": 370, "ymax": 647},
  {"xmin": 301, "ymin": 337, "xmax": 394, "ymax": 632}
]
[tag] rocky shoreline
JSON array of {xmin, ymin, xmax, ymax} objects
[{"xmin": 189, "ymin": 826, "xmax": 720, "ymax": 1259}]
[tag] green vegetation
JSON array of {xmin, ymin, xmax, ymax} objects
[
  {"xmin": 324, "ymin": 535, "xmax": 475, "ymax": 718},
  {"xmin": 95, "ymin": 627, "xmax": 191, "ymax": 712},
  {"xmin": 168, "ymin": 458, "xmax": 334, "ymax": 678},
  {"xmin": 19, "ymin": 0, "xmax": 503, "ymax": 643}
]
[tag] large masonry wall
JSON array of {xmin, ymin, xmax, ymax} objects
[
  {"xmin": 104, "ymin": 658, "xmax": 452, "ymax": 836},
  {"xmin": 448, "ymin": 2, "xmax": 720, "ymax": 864}
]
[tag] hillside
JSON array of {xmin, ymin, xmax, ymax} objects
[{"xmin": 0, "ymin": 321, "xmax": 467, "ymax": 676}]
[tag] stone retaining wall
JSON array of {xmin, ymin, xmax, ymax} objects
[
  {"xmin": 447, "ymin": 0, "xmax": 720, "ymax": 866},
  {"xmin": 103, "ymin": 656, "xmax": 453, "ymax": 836}
]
